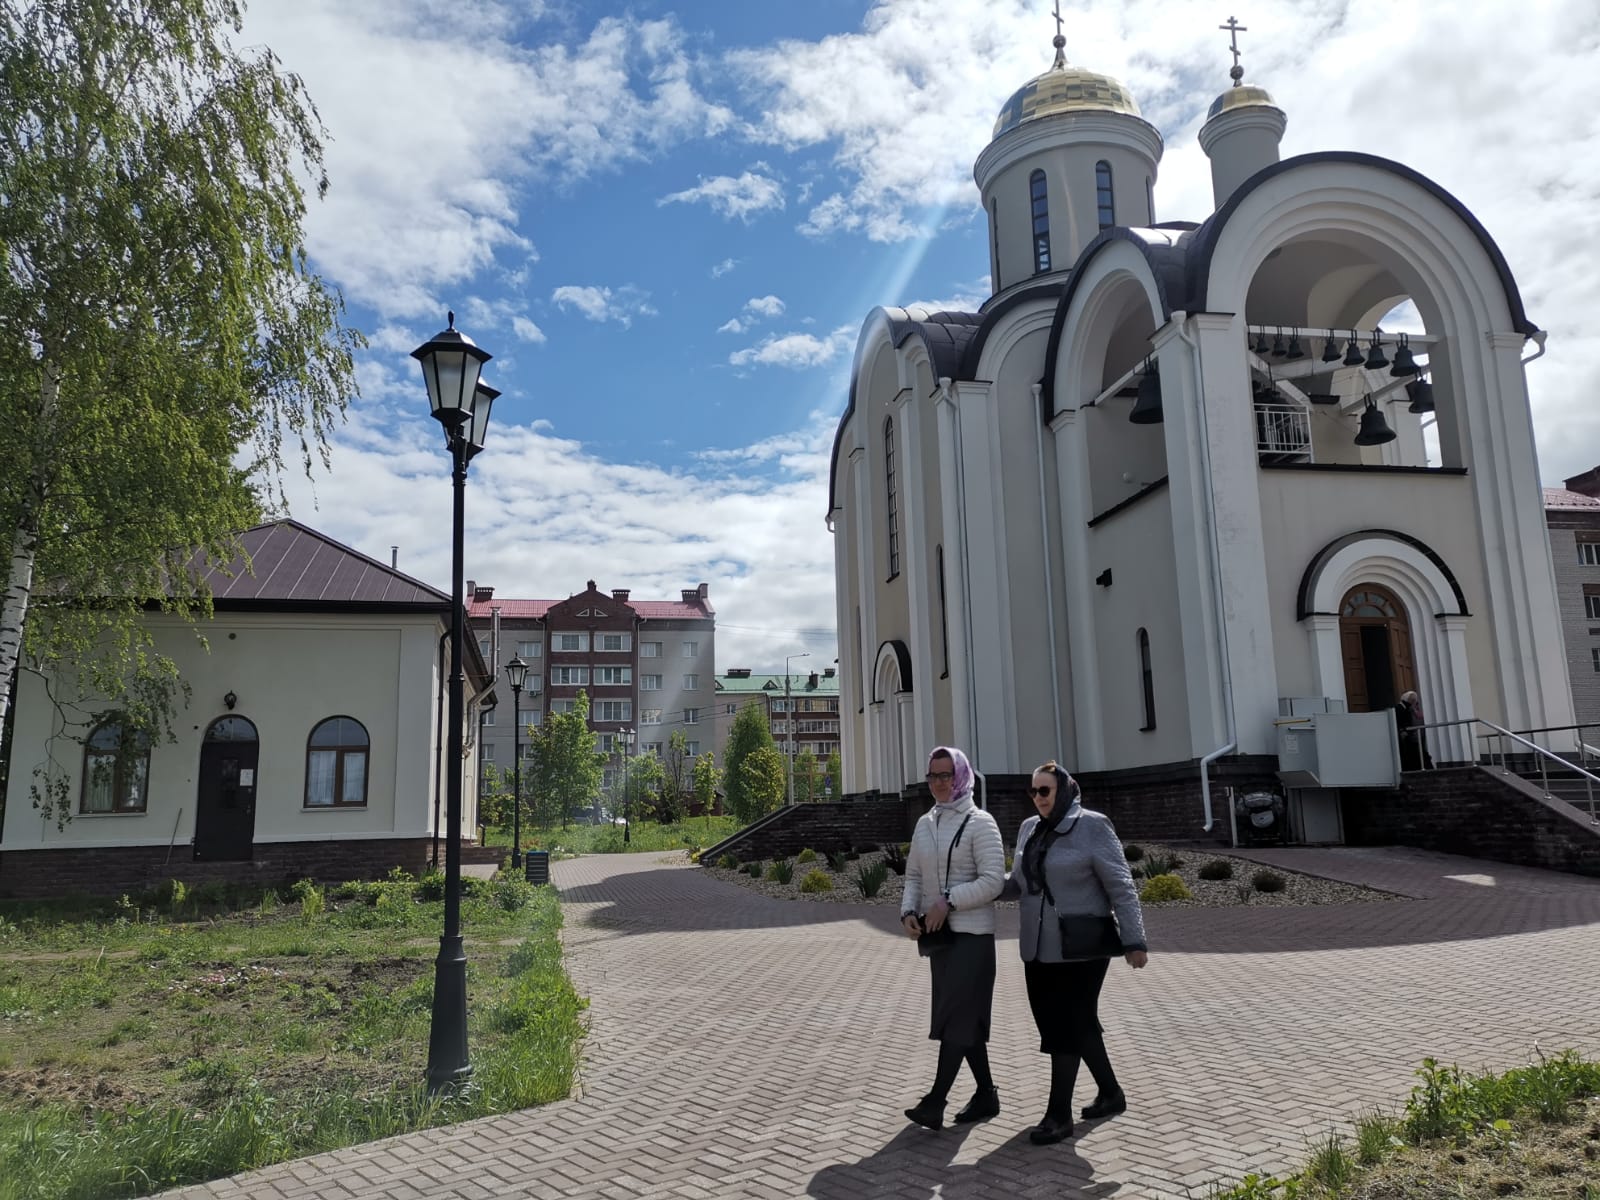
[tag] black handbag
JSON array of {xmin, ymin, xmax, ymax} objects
[
  {"xmin": 1057, "ymin": 913, "xmax": 1123, "ymax": 959},
  {"xmin": 917, "ymin": 812, "xmax": 972, "ymax": 957}
]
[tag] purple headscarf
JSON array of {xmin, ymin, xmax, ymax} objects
[{"xmin": 927, "ymin": 745, "xmax": 974, "ymax": 804}]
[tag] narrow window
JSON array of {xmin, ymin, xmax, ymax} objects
[
  {"xmin": 885, "ymin": 416, "xmax": 900, "ymax": 578},
  {"xmin": 305, "ymin": 716, "xmax": 370, "ymax": 808},
  {"xmin": 989, "ymin": 197, "xmax": 1001, "ymax": 290},
  {"xmin": 1580, "ymin": 539, "xmax": 1600, "ymax": 566},
  {"xmin": 1586, "ymin": 589, "xmax": 1600, "ymax": 621},
  {"xmin": 1029, "ymin": 170, "xmax": 1051, "ymax": 273},
  {"xmin": 937, "ymin": 544, "xmax": 950, "ymax": 679},
  {"xmin": 1137, "ymin": 628, "xmax": 1156, "ymax": 731},
  {"xmin": 1592, "ymin": 647, "xmax": 1600, "ymax": 673},
  {"xmin": 1146, "ymin": 176, "xmax": 1154, "ymax": 224},
  {"xmin": 1096, "ymin": 161, "xmax": 1115, "ymax": 230},
  {"xmin": 81, "ymin": 716, "xmax": 151, "ymax": 813}
]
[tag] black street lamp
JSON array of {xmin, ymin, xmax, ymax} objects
[
  {"xmin": 412, "ymin": 312, "xmax": 494, "ymax": 1094},
  {"xmin": 619, "ymin": 726, "xmax": 634, "ymax": 845},
  {"xmin": 506, "ymin": 654, "xmax": 528, "ymax": 867}
]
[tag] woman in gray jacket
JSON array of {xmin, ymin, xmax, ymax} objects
[
  {"xmin": 1002, "ymin": 761, "xmax": 1148, "ymax": 1145},
  {"xmin": 900, "ymin": 746, "xmax": 1006, "ymax": 1131}
]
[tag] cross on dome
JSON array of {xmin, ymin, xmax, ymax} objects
[{"xmin": 1220, "ymin": 15, "xmax": 1249, "ymax": 85}]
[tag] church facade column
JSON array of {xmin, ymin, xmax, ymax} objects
[
  {"xmin": 1049, "ymin": 406, "xmax": 1104, "ymax": 770},
  {"xmin": 934, "ymin": 382, "xmax": 974, "ymax": 754},
  {"xmin": 895, "ymin": 388, "xmax": 938, "ymax": 762},
  {"xmin": 849, "ymin": 444, "xmax": 880, "ymax": 787},
  {"xmin": 828, "ymin": 495, "xmax": 859, "ymax": 793}
]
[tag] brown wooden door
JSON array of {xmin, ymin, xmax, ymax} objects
[{"xmin": 1339, "ymin": 585, "xmax": 1417, "ymax": 713}]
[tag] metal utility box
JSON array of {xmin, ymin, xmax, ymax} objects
[
  {"xmin": 524, "ymin": 851, "xmax": 551, "ymax": 886},
  {"xmin": 1276, "ymin": 710, "xmax": 1400, "ymax": 789}
]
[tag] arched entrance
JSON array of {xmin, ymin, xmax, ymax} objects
[
  {"xmin": 1339, "ymin": 584, "xmax": 1416, "ymax": 713},
  {"xmin": 195, "ymin": 715, "xmax": 259, "ymax": 861}
]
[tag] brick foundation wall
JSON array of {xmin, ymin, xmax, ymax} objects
[
  {"xmin": 703, "ymin": 802, "xmax": 918, "ymax": 863},
  {"xmin": 0, "ymin": 837, "xmax": 459, "ymax": 900},
  {"xmin": 1341, "ymin": 766, "xmax": 1600, "ymax": 877}
]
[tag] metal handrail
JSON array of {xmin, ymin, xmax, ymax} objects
[{"xmin": 1416, "ymin": 716, "xmax": 1599, "ymax": 823}]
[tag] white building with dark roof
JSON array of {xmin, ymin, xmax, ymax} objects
[{"xmin": 829, "ymin": 23, "xmax": 1573, "ymax": 816}]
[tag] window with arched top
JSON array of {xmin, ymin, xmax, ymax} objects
[
  {"xmin": 81, "ymin": 716, "xmax": 151, "ymax": 813},
  {"xmin": 305, "ymin": 716, "xmax": 370, "ymax": 807},
  {"xmin": 1137, "ymin": 629, "xmax": 1156, "ymax": 731},
  {"xmin": 1029, "ymin": 170, "xmax": 1051, "ymax": 273},
  {"xmin": 885, "ymin": 416, "xmax": 900, "ymax": 579},
  {"xmin": 1341, "ymin": 589, "xmax": 1401, "ymax": 619},
  {"xmin": 1096, "ymin": 161, "xmax": 1115, "ymax": 230}
]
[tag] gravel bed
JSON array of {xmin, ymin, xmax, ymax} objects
[{"xmin": 700, "ymin": 844, "xmax": 1398, "ymax": 909}]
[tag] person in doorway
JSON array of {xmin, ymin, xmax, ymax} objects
[
  {"xmin": 899, "ymin": 745, "xmax": 1006, "ymax": 1131},
  {"xmin": 1001, "ymin": 761, "xmax": 1148, "ymax": 1145},
  {"xmin": 1394, "ymin": 690, "xmax": 1433, "ymax": 770}
]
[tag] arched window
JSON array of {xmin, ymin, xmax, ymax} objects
[
  {"xmin": 305, "ymin": 716, "xmax": 370, "ymax": 807},
  {"xmin": 81, "ymin": 716, "xmax": 151, "ymax": 813},
  {"xmin": 1137, "ymin": 628, "xmax": 1156, "ymax": 731},
  {"xmin": 1029, "ymin": 170, "xmax": 1051, "ymax": 273},
  {"xmin": 936, "ymin": 544, "xmax": 950, "ymax": 678},
  {"xmin": 1146, "ymin": 176, "xmax": 1154, "ymax": 224},
  {"xmin": 1096, "ymin": 161, "xmax": 1115, "ymax": 230},
  {"xmin": 885, "ymin": 416, "xmax": 900, "ymax": 579},
  {"xmin": 989, "ymin": 198, "xmax": 1001, "ymax": 290}
]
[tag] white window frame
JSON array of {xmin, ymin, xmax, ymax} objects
[
  {"xmin": 598, "ymin": 633, "xmax": 632, "ymax": 652},
  {"xmin": 596, "ymin": 666, "xmax": 633, "ymax": 685},
  {"xmin": 682, "ymin": 673, "xmax": 699, "ymax": 691},
  {"xmin": 516, "ymin": 640, "xmax": 543, "ymax": 658},
  {"xmin": 551, "ymin": 666, "xmax": 589, "ymax": 686},
  {"xmin": 554, "ymin": 632, "xmax": 589, "ymax": 652},
  {"xmin": 685, "ymin": 740, "xmax": 701, "ymax": 756},
  {"xmin": 1581, "ymin": 541, "xmax": 1600, "ymax": 566},
  {"xmin": 596, "ymin": 700, "xmax": 632, "ymax": 722},
  {"xmin": 641, "ymin": 674, "xmax": 661, "ymax": 691},
  {"xmin": 682, "ymin": 641, "xmax": 699, "ymax": 658},
  {"xmin": 1586, "ymin": 594, "xmax": 1600, "ymax": 620},
  {"xmin": 683, "ymin": 707, "xmax": 700, "ymax": 725},
  {"xmin": 642, "ymin": 708, "xmax": 662, "ymax": 725},
  {"xmin": 641, "ymin": 641, "xmax": 662, "ymax": 658}
]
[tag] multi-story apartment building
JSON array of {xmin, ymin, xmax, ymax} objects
[
  {"xmin": 714, "ymin": 667, "xmax": 842, "ymax": 794},
  {"xmin": 467, "ymin": 579, "xmax": 715, "ymax": 794},
  {"xmin": 1544, "ymin": 468, "xmax": 1600, "ymax": 729}
]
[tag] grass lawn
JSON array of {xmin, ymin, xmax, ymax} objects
[
  {"xmin": 1207, "ymin": 1052, "xmax": 1600, "ymax": 1198},
  {"xmin": 484, "ymin": 815, "xmax": 741, "ymax": 858},
  {"xmin": 0, "ymin": 872, "xmax": 586, "ymax": 1200}
]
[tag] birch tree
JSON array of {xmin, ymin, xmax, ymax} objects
[{"xmin": 0, "ymin": 0, "xmax": 360, "ymax": 787}]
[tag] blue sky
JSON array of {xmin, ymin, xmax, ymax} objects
[{"xmin": 243, "ymin": 0, "xmax": 1600, "ymax": 668}]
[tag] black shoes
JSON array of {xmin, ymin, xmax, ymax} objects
[
  {"xmin": 1028, "ymin": 1115, "xmax": 1075, "ymax": 1145},
  {"xmin": 1080, "ymin": 1090, "xmax": 1127, "ymax": 1120},
  {"xmin": 952, "ymin": 1086, "xmax": 1001, "ymax": 1125},
  {"xmin": 904, "ymin": 1095, "xmax": 946, "ymax": 1130}
]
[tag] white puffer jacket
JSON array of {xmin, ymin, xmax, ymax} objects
[{"xmin": 900, "ymin": 795, "xmax": 1006, "ymax": 934}]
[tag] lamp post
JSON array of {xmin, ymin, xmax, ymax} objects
[
  {"xmin": 784, "ymin": 652, "xmax": 811, "ymax": 805},
  {"xmin": 618, "ymin": 726, "xmax": 634, "ymax": 844},
  {"xmin": 506, "ymin": 655, "xmax": 528, "ymax": 868},
  {"xmin": 412, "ymin": 312, "xmax": 494, "ymax": 1094}
]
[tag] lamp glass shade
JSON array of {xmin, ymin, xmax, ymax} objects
[
  {"xmin": 411, "ymin": 315, "xmax": 491, "ymax": 424},
  {"xmin": 466, "ymin": 381, "xmax": 500, "ymax": 451},
  {"xmin": 506, "ymin": 654, "xmax": 528, "ymax": 691}
]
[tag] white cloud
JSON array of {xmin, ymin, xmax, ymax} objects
[
  {"xmin": 511, "ymin": 316, "xmax": 547, "ymax": 344},
  {"xmin": 659, "ymin": 170, "xmax": 786, "ymax": 221},
  {"xmin": 710, "ymin": 257, "xmax": 738, "ymax": 278},
  {"xmin": 551, "ymin": 284, "xmax": 656, "ymax": 328},
  {"xmin": 744, "ymin": 295, "xmax": 786, "ymax": 318},
  {"xmin": 717, "ymin": 317, "xmax": 746, "ymax": 334},
  {"xmin": 729, "ymin": 325, "xmax": 854, "ymax": 370}
]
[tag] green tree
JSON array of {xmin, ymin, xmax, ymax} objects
[
  {"xmin": 824, "ymin": 750, "xmax": 842, "ymax": 800},
  {"xmin": 529, "ymin": 691, "xmax": 604, "ymax": 829},
  {"xmin": 619, "ymin": 749, "xmax": 665, "ymax": 824},
  {"xmin": 0, "ymin": 0, "xmax": 361, "ymax": 816},
  {"xmin": 738, "ymin": 745, "xmax": 786, "ymax": 821},
  {"xmin": 722, "ymin": 702, "xmax": 778, "ymax": 825},
  {"xmin": 477, "ymin": 762, "xmax": 512, "ymax": 831},
  {"xmin": 658, "ymin": 730, "xmax": 690, "ymax": 822},
  {"xmin": 793, "ymin": 748, "xmax": 819, "ymax": 802},
  {"xmin": 691, "ymin": 749, "xmax": 721, "ymax": 823}
]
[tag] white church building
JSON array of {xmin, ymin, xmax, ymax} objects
[{"xmin": 828, "ymin": 26, "xmax": 1572, "ymax": 812}]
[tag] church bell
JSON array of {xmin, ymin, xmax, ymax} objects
[
  {"xmin": 1354, "ymin": 396, "xmax": 1397, "ymax": 445},
  {"xmin": 1406, "ymin": 376, "xmax": 1436, "ymax": 413},
  {"xmin": 1285, "ymin": 331, "xmax": 1304, "ymax": 360},
  {"xmin": 1343, "ymin": 331, "xmax": 1365, "ymax": 367},
  {"xmin": 1389, "ymin": 333, "xmax": 1420, "ymax": 376},
  {"xmin": 1364, "ymin": 335, "xmax": 1389, "ymax": 370},
  {"xmin": 1129, "ymin": 361, "xmax": 1164, "ymax": 424},
  {"xmin": 1321, "ymin": 333, "xmax": 1342, "ymax": 363}
]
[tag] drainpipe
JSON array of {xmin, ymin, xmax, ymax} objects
[
  {"xmin": 1520, "ymin": 329, "xmax": 1548, "ymax": 366},
  {"xmin": 1174, "ymin": 316, "xmax": 1237, "ymax": 831}
]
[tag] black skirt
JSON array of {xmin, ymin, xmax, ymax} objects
[
  {"xmin": 927, "ymin": 932, "xmax": 996, "ymax": 1047},
  {"xmin": 1023, "ymin": 957, "xmax": 1110, "ymax": 1054}
]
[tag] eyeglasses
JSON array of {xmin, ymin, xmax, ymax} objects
[
  {"xmin": 925, "ymin": 771, "xmax": 955, "ymax": 783},
  {"xmin": 1026, "ymin": 786, "xmax": 1055, "ymax": 798}
]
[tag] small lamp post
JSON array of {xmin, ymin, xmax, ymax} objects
[
  {"xmin": 784, "ymin": 652, "xmax": 811, "ymax": 806},
  {"xmin": 506, "ymin": 655, "xmax": 528, "ymax": 867},
  {"xmin": 412, "ymin": 312, "xmax": 493, "ymax": 1094},
  {"xmin": 617, "ymin": 726, "xmax": 635, "ymax": 844}
]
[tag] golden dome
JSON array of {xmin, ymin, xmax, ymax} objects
[
  {"xmin": 1206, "ymin": 83, "xmax": 1279, "ymax": 120},
  {"xmin": 993, "ymin": 47, "xmax": 1142, "ymax": 139}
]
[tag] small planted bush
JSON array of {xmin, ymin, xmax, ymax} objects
[
  {"xmin": 716, "ymin": 853, "xmax": 739, "ymax": 870},
  {"xmin": 1198, "ymin": 859, "xmax": 1234, "ymax": 881},
  {"xmin": 883, "ymin": 843, "xmax": 908, "ymax": 875},
  {"xmin": 743, "ymin": 861, "xmax": 764, "ymax": 878},
  {"xmin": 1141, "ymin": 852, "xmax": 1184, "ymax": 878},
  {"xmin": 825, "ymin": 849, "xmax": 849, "ymax": 873},
  {"xmin": 796, "ymin": 848, "xmax": 817, "ymax": 864},
  {"xmin": 766, "ymin": 859, "xmax": 795, "ymax": 884},
  {"xmin": 1251, "ymin": 869, "xmax": 1288, "ymax": 894},
  {"xmin": 855, "ymin": 860, "xmax": 889, "ymax": 899},
  {"xmin": 1138, "ymin": 873, "xmax": 1192, "ymax": 903},
  {"xmin": 1122, "ymin": 843, "xmax": 1145, "ymax": 862},
  {"xmin": 799, "ymin": 869, "xmax": 833, "ymax": 893}
]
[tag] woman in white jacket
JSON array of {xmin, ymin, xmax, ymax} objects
[{"xmin": 899, "ymin": 746, "xmax": 1007, "ymax": 1131}]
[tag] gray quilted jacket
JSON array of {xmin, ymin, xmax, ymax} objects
[{"xmin": 1000, "ymin": 804, "xmax": 1148, "ymax": 960}]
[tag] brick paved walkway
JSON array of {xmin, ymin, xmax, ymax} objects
[{"xmin": 161, "ymin": 848, "xmax": 1600, "ymax": 1200}]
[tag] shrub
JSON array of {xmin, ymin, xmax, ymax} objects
[
  {"xmin": 491, "ymin": 877, "xmax": 538, "ymax": 911},
  {"xmin": 1140, "ymin": 852, "xmax": 1183, "ymax": 878},
  {"xmin": 416, "ymin": 869, "xmax": 447, "ymax": 901},
  {"xmin": 799, "ymin": 869, "xmax": 833, "ymax": 893},
  {"xmin": 825, "ymin": 849, "xmax": 849, "ymax": 872},
  {"xmin": 766, "ymin": 859, "xmax": 795, "ymax": 884},
  {"xmin": 716, "ymin": 853, "xmax": 739, "ymax": 870},
  {"xmin": 1122, "ymin": 842, "xmax": 1145, "ymax": 862},
  {"xmin": 883, "ymin": 843, "xmax": 908, "ymax": 875},
  {"xmin": 1251, "ymin": 869, "xmax": 1288, "ymax": 894},
  {"xmin": 796, "ymin": 848, "xmax": 817, "ymax": 864},
  {"xmin": 298, "ymin": 885, "xmax": 325, "ymax": 920},
  {"xmin": 1235, "ymin": 882, "xmax": 1255, "ymax": 904},
  {"xmin": 855, "ymin": 860, "xmax": 889, "ymax": 898},
  {"xmin": 743, "ymin": 862, "xmax": 764, "ymax": 878},
  {"xmin": 1138, "ymin": 873, "xmax": 1191, "ymax": 903},
  {"xmin": 1198, "ymin": 859, "xmax": 1234, "ymax": 881}
]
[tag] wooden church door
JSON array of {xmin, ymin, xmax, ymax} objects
[{"xmin": 1338, "ymin": 584, "xmax": 1417, "ymax": 713}]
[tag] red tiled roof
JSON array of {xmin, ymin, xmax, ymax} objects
[
  {"xmin": 467, "ymin": 598, "xmax": 711, "ymax": 620},
  {"xmin": 1543, "ymin": 487, "xmax": 1600, "ymax": 511},
  {"xmin": 202, "ymin": 520, "xmax": 449, "ymax": 606},
  {"xmin": 467, "ymin": 599, "xmax": 556, "ymax": 619}
]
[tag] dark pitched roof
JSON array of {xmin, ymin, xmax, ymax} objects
[{"xmin": 201, "ymin": 520, "xmax": 449, "ymax": 608}]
